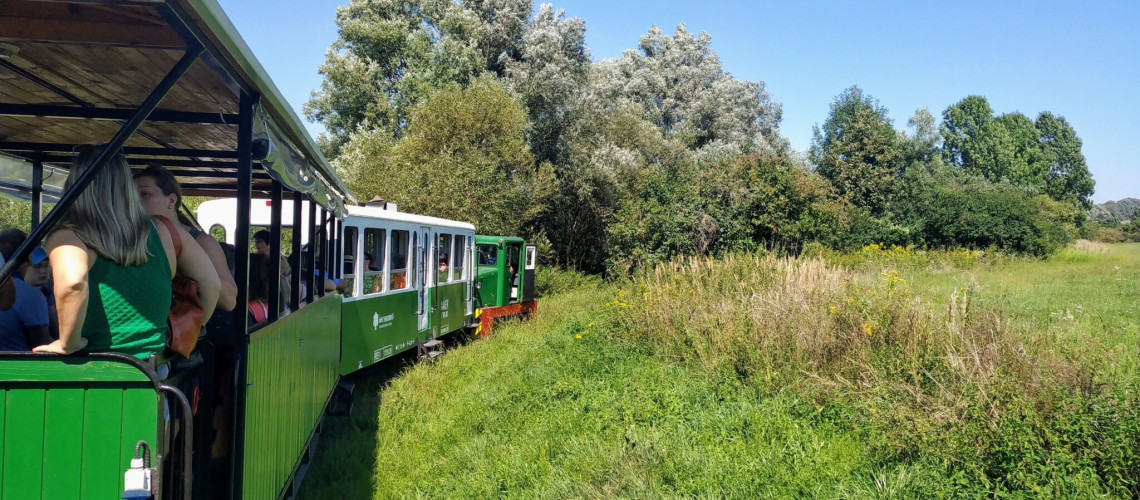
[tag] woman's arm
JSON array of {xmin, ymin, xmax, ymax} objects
[
  {"xmin": 33, "ymin": 230, "xmax": 91, "ymax": 355},
  {"xmin": 194, "ymin": 232, "xmax": 237, "ymax": 312},
  {"xmin": 173, "ymin": 226, "xmax": 221, "ymax": 323}
]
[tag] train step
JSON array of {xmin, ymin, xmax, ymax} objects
[{"xmin": 423, "ymin": 339, "xmax": 443, "ymax": 349}]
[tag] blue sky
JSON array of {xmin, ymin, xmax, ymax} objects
[{"xmin": 219, "ymin": 0, "xmax": 1138, "ymax": 202}]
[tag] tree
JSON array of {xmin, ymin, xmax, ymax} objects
[
  {"xmin": 941, "ymin": 95, "xmax": 993, "ymax": 171},
  {"xmin": 305, "ymin": 0, "xmax": 532, "ymax": 155},
  {"xmin": 810, "ymin": 86, "xmax": 900, "ymax": 215},
  {"xmin": 593, "ymin": 24, "xmax": 784, "ymax": 154},
  {"xmin": 504, "ymin": 4, "xmax": 589, "ymax": 165},
  {"xmin": 1035, "ymin": 112, "xmax": 1094, "ymax": 209},
  {"xmin": 333, "ymin": 77, "xmax": 552, "ymax": 236},
  {"xmin": 968, "ymin": 112, "xmax": 1047, "ymax": 186}
]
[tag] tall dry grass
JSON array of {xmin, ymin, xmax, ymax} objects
[{"xmin": 612, "ymin": 253, "xmax": 1090, "ymax": 417}]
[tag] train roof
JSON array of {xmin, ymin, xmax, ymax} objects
[
  {"xmin": 345, "ymin": 205, "xmax": 476, "ymax": 232},
  {"xmin": 0, "ymin": 0, "xmax": 355, "ymax": 215}
]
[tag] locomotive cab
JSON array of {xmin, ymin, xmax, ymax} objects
[
  {"xmin": 471, "ymin": 236, "xmax": 537, "ymax": 336},
  {"xmin": 474, "ymin": 236, "xmax": 534, "ymax": 308}
]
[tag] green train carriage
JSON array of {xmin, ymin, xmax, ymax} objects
[
  {"xmin": 337, "ymin": 203, "xmax": 476, "ymax": 372},
  {"xmin": 0, "ymin": 0, "xmax": 540, "ymax": 498},
  {"xmin": 0, "ymin": 0, "xmax": 353, "ymax": 498}
]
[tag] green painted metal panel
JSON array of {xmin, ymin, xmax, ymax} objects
[
  {"xmin": 243, "ymin": 293, "xmax": 341, "ymax": 500},
  {"xmin": 42, "ymin": 389, "xmax": 84, "ymax": 499},
  {"xmin": 340, "ymin": 290, "xmax": 421, "ymax": 374},
  {"xmin": 0, "ymin": 357, "xmax": 160, "ymax": 500},
  {"xmin": 3, "ymin": 390, "xmax": 45, "ymax": 500},
  {"xmin": 0, "ymin": 360, "xmax": 151, "ymax": 383},
  {"xmin": 341, "ymin": 281, "xmax": 470, "ymax": 374},
  {"xmin": 80, "ymin": 389, "xmax": 124, "ymax": 500},
  {"xmin": 431, "ymin": 282, "xmax": 469, "ymax": 337}
]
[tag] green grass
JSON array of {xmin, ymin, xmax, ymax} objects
[{"xmin": 300, "ymin": 243, "xmax": 1140, "ymax": 499}]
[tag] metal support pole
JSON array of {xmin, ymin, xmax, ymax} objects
[
  {"xmin": 290, "ymin": 191, "xmax": 302, "ymax": 310},
  {"xmin": 318, "ymin": 207, "xmax": 327, "ymax": 297},
  {"xmin": 229, "ymin": 90, "xmax": 257, "ymax": 500},
  {"xmin": 267, "ymin": 181, "xmax": 282, "ymax": 322},
  {"xmin": 307, "ymin": 200, "xmax": 317, "ymax": 302},
  {"xmin": 332, "ymin": 218, "xmax": 340, "ymax": 282},
  {"xmin": 30, "ymin": 160, "xmax": 43, "ymax": 226},
  {"xmin": 0, "ymin": 43, "xmax": 204, "ymax": 287}
]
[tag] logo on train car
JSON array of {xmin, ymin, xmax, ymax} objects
[{"xmin": 373, "ymin": 312, "xmax": 395, "ymax": 330}]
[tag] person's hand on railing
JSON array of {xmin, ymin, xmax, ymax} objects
[{"xmin": 33, "ymin": 337, "xmax": 89, "ymax": 355}]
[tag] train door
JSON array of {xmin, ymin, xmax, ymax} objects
[
  {"xmin": 417, "ymin": 226, "xmax": 430, "ymax": 333},
  {"xmin": 505, "ymin": 242, "xmax": 522, "ymax": 303},
  {"xmin": 522, "ymin": 245, "xmax": 536, "ymax": 302}
]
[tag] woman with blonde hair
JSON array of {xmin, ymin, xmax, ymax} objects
[
  {"xmin": 134, "ymin": 163, "xmax": 237, "ymax": 312},
  {"xmin": 33, "ymin": 146, "xmax": 220, "ymax": 358}
]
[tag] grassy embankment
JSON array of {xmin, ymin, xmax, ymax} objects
[{"xmin": 300, "ymin": 243, "xmax": 1139, "ymax": 499}]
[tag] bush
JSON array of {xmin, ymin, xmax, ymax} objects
[
  {"xmin": 902, "ymin": 176, "xmax": 1077, "ymax": 256},
  {"xmin": 533, "ymin": 267, "xmax": 601, "ymax": 297}
]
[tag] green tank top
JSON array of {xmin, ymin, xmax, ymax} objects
[{"xmin": 81, "ymin": 223, "xmax": 171, "ymax": 360}]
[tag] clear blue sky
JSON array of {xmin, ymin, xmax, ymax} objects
[{"xmin": 219, "ymin": 0, "xmax": 1138, "ymax": 203}]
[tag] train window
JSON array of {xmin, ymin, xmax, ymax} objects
[
  {"xmin": 389, "ymin": 229, "xmax": 410, "ymax": 290},
  {"xmin": 477, "ymin": 244, "xmax": 497, "ymax": 266},
  {"xmin": 342, "ymin": 226, "xmax": 358, "ymax": 297},
  {"xmin": 363, "ymin": 228, "xmax": 386, "ymax": 295},
  {"xmin": 452, "ymin": 235, "xmax": 465, "ymax": 280},
  {"xmin": 437, "ymin": 233, "xmax": 453, "ymax": 283}
]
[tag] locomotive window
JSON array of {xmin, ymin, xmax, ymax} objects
[
  {"xmin": 389, "ymin": 229, "xmax": 410, "ymax": 290},
  {"xmin": 363, "ymin": 228, "xmax": 386, "ymax": 295},
  {"xmin": 477, "ymin": 244, "xmax": 497, "ymax": 266},
  {"xmin": 342, "ymin": 226, "xmax": 358, "ymax": 297},
  {"xmin": 452, "ymin": 235, "xmax": 465, "ymax": 280},
  {"xmin": 437, "ymin": 233, "xmax": 453, "ymax": 283}
]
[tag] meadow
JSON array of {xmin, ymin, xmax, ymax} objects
[{"xmin": 300, "ymin": 243, "xmax": 1139, "ymax": 499}]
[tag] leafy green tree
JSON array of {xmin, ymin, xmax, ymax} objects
[
  {"xmin": 941, "ymin": 95, "xmax": 993, "ymax": 171},
  {"xmin": 306, "ymin": 0, "xmax": 532, "ymax": 154},
  {"xmin": 810, "ymin": 86, "xmax": 900, "ymax": 215},
  {"xmin": 334, "ymin": 77, "xmax": 552, "ymax": 235},
  {"xmin": 1035, "ymin": 112, "xmax": 1094, "ymax": 209}
]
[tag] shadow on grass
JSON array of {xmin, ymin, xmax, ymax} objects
[{"xmin": 297, "ymin": 333, "xmax": 476, "ymax": 499}]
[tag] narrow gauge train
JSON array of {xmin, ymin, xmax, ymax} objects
[{"xmin": 0, "ymin": 1, "xmax": 536, "ymax": 499}]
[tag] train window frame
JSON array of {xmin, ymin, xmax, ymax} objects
[
  {"xmin": 388, "ymin": 229, "xmax": 411, "ymax": 291},
  {"xmin": 477, "ymin": 244, "xmax": 497, "ymax": 266},
  {"xmin": 362, "ymin": 227, "xmax": 387, "ymax": 296},
  {"xmin": 342, "ymin": 226, "xmax": 360, "ymax": 297},
  {"xmin": 452, "ymin": 234, "xmax": 465, "ymax": 281},
  {"xmin": 437, "ymin": 233, "xmax": 453, "ymax": 284}
]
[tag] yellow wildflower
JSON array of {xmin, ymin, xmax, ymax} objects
[
  {"xmin": 575, "ymin": 334, "xmax": 582, "ymax": 339},
  {"xmin": 862, "ymin": 323, "xmax": 873, "ymax": 336},
  {"xmin": 829, "ymin": 305, "xmax": 837, "ymax": 315},
  {"xmin": 588, "ymin": 322, "xmax": 595, "ymax": 328}
]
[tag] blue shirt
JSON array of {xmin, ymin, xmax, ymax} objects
[{"xmin": 0, "ymin": 276, "xmax": 50, "ymax": 351}]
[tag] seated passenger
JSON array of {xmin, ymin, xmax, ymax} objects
[
  {"xmin": 33, "ymin": 146, "xmax": 220, "ymax": 359},
  {"xmin": 135, "ymin": 163, "xmax": 238, "ymax": 313},
  {"xmin": 438, "ymin": 254, "xmax": 449, "ymax": 275},
  {"xmin": 253, "ymin": 229, "xmax": 291, "ymax": 310},
  {"xmin": 0, "ymin": 238, "xmax": 52, "ymax": 351},
  {"xmin": 247, "ymin": 253, "xmax": 272, "ymax": 325}
]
